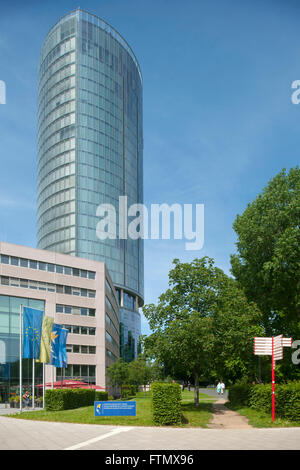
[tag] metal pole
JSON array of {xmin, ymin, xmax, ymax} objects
[
  {"xmin": 19, "ymin": 304, "xmax": 23, "ymax": 413},
  {"xmin": 32, "ymin": 358, "xmax": 35, "ymax": 409},
  {"xmin": 272, "ymin": 337, "xmax": 275, "ymax": 422},
  {"xmin": 42, "ymin": 363, "xmax": 45, "ymax": 409}
]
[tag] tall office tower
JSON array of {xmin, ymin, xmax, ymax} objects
[{"xmin": 37, "ymin": 9, "xmax": 144, "ymax": 360}]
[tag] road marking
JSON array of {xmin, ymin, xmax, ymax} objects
[{"xmin": 64, "ymin": 426, "xmax": 134, "ymax": 450}]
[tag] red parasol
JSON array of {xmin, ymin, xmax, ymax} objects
[{"xmin": 36, "ymin": 380, "xmax": 105, "ymax": 390}]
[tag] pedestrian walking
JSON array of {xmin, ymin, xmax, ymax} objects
[
  {"xmin": 220, "ymin": 381, "xmax": 225, "ymax": 395},
  {"xmin": 216, "ymin": 381, "xmax": 221, "ymax": 395}
]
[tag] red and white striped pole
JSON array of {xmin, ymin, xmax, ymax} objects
[{"xmin": 272, "ymin": 337, "xmax": 275, "ymax": 422}]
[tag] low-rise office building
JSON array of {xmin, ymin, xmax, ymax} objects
[{"xmin": 0, "ymin": 241, "xmax": 119, "ymax": 402}]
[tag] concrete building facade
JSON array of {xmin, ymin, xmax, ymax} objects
[{"xmin": 0, "ymin": 241, "xmax": 119, "ymax": 401}]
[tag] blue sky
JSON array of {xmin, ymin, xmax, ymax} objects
[{"xmin": 0, "ymin": 0, "xmax": 300, "ymax": 336}]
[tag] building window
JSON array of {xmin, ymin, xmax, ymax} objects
[
  {"xmin": 68, "ymin": 344, "xmax": 96, "ymax": 354},
  {"xmin": 106, "ymin": 349, "xmax": 117, "ymax": 361},
  {"xmin": 56, "ymin": 304, "xmax": 96, "ymax": 317},
  {"xmin": 61, "ymin": 324, "xmax": 96, "ymax": 336},
  {"xmin": 56, "ymin": 364, "xmax": 96, "ymax": 382},
  {"xmin": 29, "ymin": 260, "xmax": 37, "ymax": 269},
  {"xmin": 0, "ymin": 254, "xmax": 95, "ymax": 280},
  {"xmin": 124, "ymin": 292, "xmax": 135, "ymax": 310},
  {"xmin": 105, "ymin": 331, "xmax": 119, "ymax": 350},
  {"xmin": 0, "ymin": 276, "xmax": 95, "ymax": 299},
  {"xmin": 105, "ymin": 313, "xmax": 119, "ymax": 336}
]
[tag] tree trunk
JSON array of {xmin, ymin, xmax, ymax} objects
[{"xmin": 194, "ymin": 372, "xmax": 199, "ymax": 406}]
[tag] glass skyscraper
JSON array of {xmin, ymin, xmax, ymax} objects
[{"xmin": 37, "ymin": 9, "xmax": 144, "ymax": 360}]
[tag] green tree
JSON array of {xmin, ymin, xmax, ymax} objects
[
  {"xmin": 126, "ymin": 356, "xmax": 164, "ymax": 393},
  {"xmin": 128, "ymin": 357, "xmax": 152, "ymax": 392},
  {"xmin": 231, "ymin": 166, "xmax": 300, "ymax": 337},
  {"xmin": 106, "ymin": 358, "xmax": 129, "ymax": 392},
  {"xmin": 143, "ymin": 257, "xmax": 263, "ymax": 405}
]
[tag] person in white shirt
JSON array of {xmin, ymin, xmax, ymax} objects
[{"xmin": 220, "ymin": 382, "xmax": 225, "ymax": 395}]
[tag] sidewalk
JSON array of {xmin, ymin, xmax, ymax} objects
[
  {"xmin": 199, "ymin": 388, "xmax": 252, "ymax": 429},
  {"xmin": 207, "ymin": 398, "xmax": 252, "ymax": 429},
  {"xmin": 0, "ymin": 415, "xmax": 299, "ymax": 450}
]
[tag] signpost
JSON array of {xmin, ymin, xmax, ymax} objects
[
  {"xmin": 94, "ymin": 401, "xmax": 136, "ymax": 417},
  {"xmin": 254, "ymin": 335, "xmax": 292, "ymax": 421}
]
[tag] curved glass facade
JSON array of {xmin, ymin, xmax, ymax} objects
[{"xmin": 37, "ymin": 9, "xmax": 143, "ymax": 360}]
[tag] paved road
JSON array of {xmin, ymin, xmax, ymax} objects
[
  {"xmin": 198, "ymin": 387, "xmax": 228, "ymax": 400},
  {"xmin": 1, "ymin": 388, "xmax": 298, "ymax": 450},
  {"xmin": 0, "ymin": 415, "xmax": 299, "ymax": 450}
]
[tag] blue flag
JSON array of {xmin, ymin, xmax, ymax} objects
[
  {"xmin": 50, "ymin": 323, "xmax": 69, "ymax": 368},
  {"xmin": 22, "ymin": 307, "xmax": 44, "ymax": 359}
]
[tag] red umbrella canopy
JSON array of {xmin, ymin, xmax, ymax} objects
[
  {"xmin": 61, "ymin": 380, "xmax": 88, "ymax": 388},
  {"xmin": 36, "ymin": 380, "xmax": 105, "ymax": 390},
  {"xmin": 81, "ymin": 384, "xmax": 105, "ymax": 390}
]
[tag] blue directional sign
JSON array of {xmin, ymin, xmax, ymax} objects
[{"xmin": 94, "ymin": 401, "xmax": 136, "ymax": 417}]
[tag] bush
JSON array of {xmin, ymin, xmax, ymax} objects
[
  {"xmin": 228, "ymin": 383, "xmax": 254, "ymax": 407},
  {"xmin": 95, "ymin": 391, "xmax": 108, "ymax": 401},
  {"xmin": 151, "ymin": 382, "xmax": 182, "ymax": 426},
  {"xmin": 121, "ymin": 384, "xmax": 137, "ymax": 399},
  {"xmin": 229, "ymin": 381, "xmax": 300, "ymax": 422},
  {"xmin": 275, "ymin": 382, "xmax": 300, "ymax": 421},
  {"xmin": 45, "ymin": 389, "xmax": 95, "ymax": 411},
  {"xmin": 249, "ymin": 384, "xmax": 272, "ymax": 414}
]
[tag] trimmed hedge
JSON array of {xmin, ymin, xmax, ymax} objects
[
  {"xmin": 95, "ymin": 391, "xmax": 108, "ymax": 401},
  {"xmin": 249, "ymin": 384, "xmax": 272, "ymax": 414},
  {"xmin": 45, "ymin": 389, "xmax": 107, "ymax": 411},
  {"xmin": 151, "ymin": 382, "xmax": 182, "ymax": 426},
  {"xmin": 229, "ymin": 381, "xmax": 300, "ymax": 422},
  {"xmin": 228, "ymin": 383, "xmax": 254, "ymax": 407},
  {"xmin": 275, "ymin": 382, "xmax": 300, "ymax": 422}
]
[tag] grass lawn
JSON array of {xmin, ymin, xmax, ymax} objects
[
  {"xmin": 225, "ymin": 403, "xmax": 300, "ymax": 428},
  {"xmin": 7, "ymin": 390, "xmax": 216, "ymax": 428}
]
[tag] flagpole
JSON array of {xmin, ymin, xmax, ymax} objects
[
  {"xmin": 32, "ymin": 358, "xmax": 35, "ymax": 409},
  {"xmin": 32, "ymin": 310, "xmax": 35, "ymax": 410},
  {"xmin": 19, "ymin": 304, "xmax": 23, "ymax": 413},
  {"xmin": 43, "ymin": 363, "xmax": 45, "ymax": 409},
  {"xmin": 32, "ymin": 322, "xmax": 35, "ymax": 410}
]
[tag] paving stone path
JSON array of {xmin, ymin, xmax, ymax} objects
[{"xmin": 207, "ymin": 398, "xmax": 252, "ymax": 429}]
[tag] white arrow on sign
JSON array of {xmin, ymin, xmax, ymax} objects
[
  {"xmin": 273, "ymin": 335, "xmax": 283, "ymax": 360},
  {"xmin": 254, "ymin": 337, "xmax": 272, "ymax": 355},
  {"xmin": 254, "ymin": 336, "xmax": 292, "ymax": 357}
]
